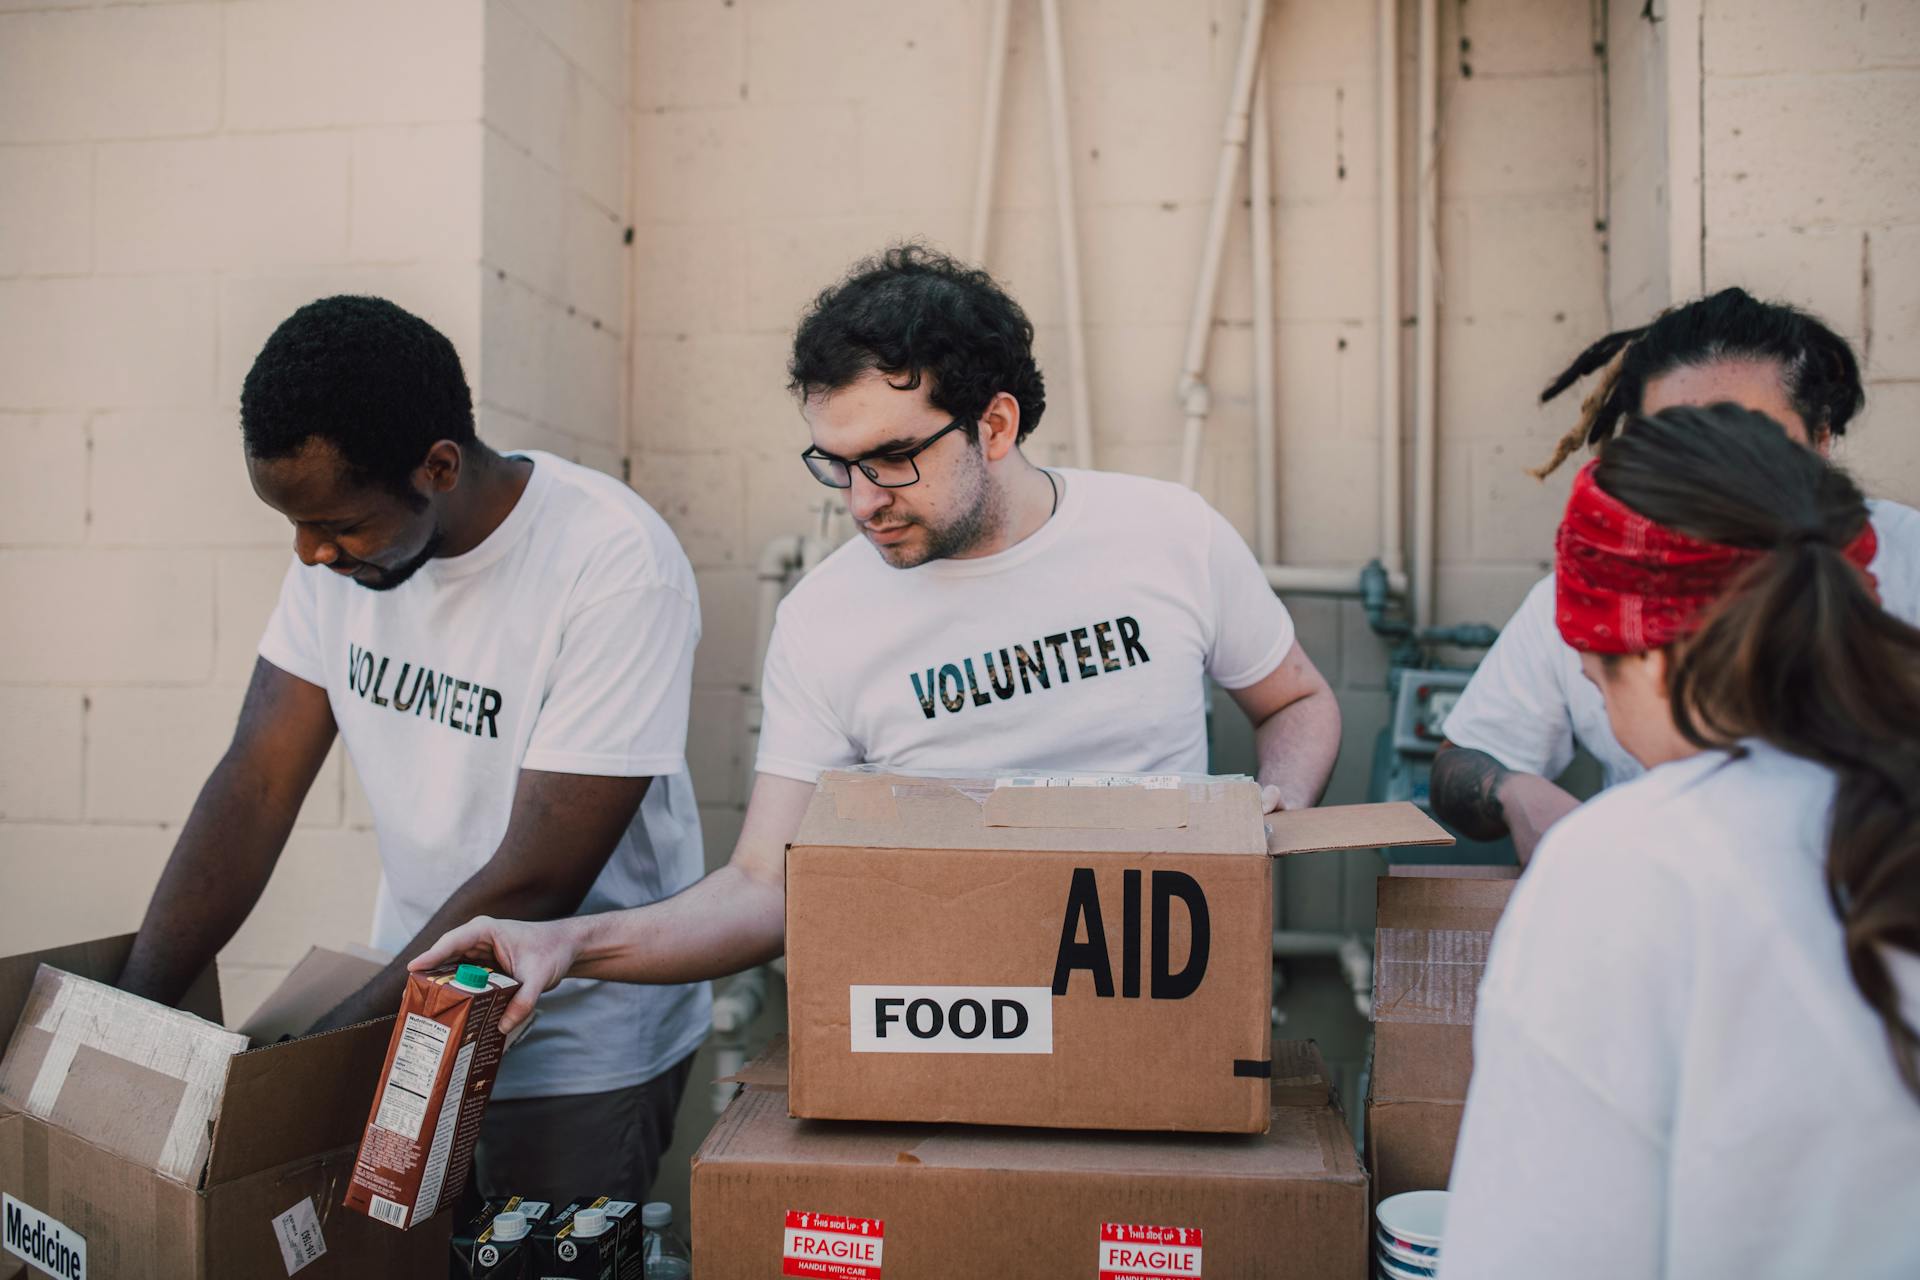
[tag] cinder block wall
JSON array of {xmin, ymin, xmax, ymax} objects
[
  {"xmin": 1696, "ymin": 0, "xmax": 1920, "ymax": 495},
  {"xmin": 0, "ymin": 0, "xmax": 629, "ymax": 1025},
  {"xmin": 627, "ymin": 0, "xmax": 1608, "ymax": 933}
]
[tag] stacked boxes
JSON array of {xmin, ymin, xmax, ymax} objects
[
  {"xmin": 1365, "ymin": 866, "xmax": 1519, "ymax": 1206},
  {"xmin": 695, "ymin": 771, "xmax": 1453, "ymax": 1279}
]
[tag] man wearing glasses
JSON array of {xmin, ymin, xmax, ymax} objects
[{"xmin": 415, "ymin": 246, "xmax": 1343, "ymax": 1034}]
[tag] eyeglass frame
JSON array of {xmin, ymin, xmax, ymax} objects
[{"xmin": 798, "ymin": 416, "xmax": 973, "ymax": 489}]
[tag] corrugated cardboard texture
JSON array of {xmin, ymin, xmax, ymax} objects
[
  {"xmin": 206, "ymin": 1018, "xmax": 396, "ymax": 1187},
  {"xmin": 237, "ymin": 946, "xmax": 384, "ymax": 1044},
  {"xmin": 787, "ymin": 841, "xmax": 1275, "ymax": 1133},
  {"xmin": 1369, "ymin": 872, "xmax": 1517, "ymax": 1104},
  {"xmin": 0, "ymin": 935, "xmax": 219, "ymax": 1042},
  {"xmin": 0, "ymin": 967, "xmax": 247, "ymax": 1185},
  {"xmin": 1366, "ymin": 867, "xmax": 1518, "ymax": 1208},
  {"xmin": 1263, "ymin": 802, "xmax": 1452, "ymax": 856},
  {"xmin": 692, "ymin": 1040, "xmax": 1366, "ymax": 1280},
  {"xmin": 798, "ymin": 772, "xmax": 1268, "ymax": 855}
]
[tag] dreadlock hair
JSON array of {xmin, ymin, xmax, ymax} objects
[
  {"xmin": 1595, "ymin": 405, "xmax": 1920, "ymax": 1103},
  {"xmin": 1530, "ymin": 287, "xmax": 1865, "ymax": 479}
]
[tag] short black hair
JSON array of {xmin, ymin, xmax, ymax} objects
[
  {"xmin": 788, "ymin": 244, "xmax": 1046, "ymax": 442},
  {"xmin": 241, "ymin": 295, "xmax": 474, "ymax": 497}
]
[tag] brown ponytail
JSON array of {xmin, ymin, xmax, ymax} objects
[{"xmin": 1595, "ymin": 405, "xmax": 1920, "ymax": 1101}]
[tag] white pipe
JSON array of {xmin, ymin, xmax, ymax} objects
[
  {"xmin": 1178, "ymin": 0, "xmax": 1271, "ymax": 490},
  {"xmin": 1377, "ymin": 0, "xmax": 1405, "ymax": 579},
  {"xmin": 1038, "ymin": 0, "xmax": 1095, "ymax": 469},
  {"xmin": 1271, "ymin": 931, "xmax": 1373, "ymax": 1022},
  {"xmin": 1412, "ymin": 0, "xmax": 1439, "ymax": 629},
  {"xmin": 968, "ymin": 0, "xmax": 1013, "ymax": 264},
  {"xmin": 712, "ymin": 967, "xmax": 768, "ymax": 1036},
  {"xmin": 1249, "ymin": 69, "xmax": 1277, "ymax": 564},
  {"xmin": 712, "ymin": 1044, "xmax": 746, "ymax": 1116},
  {"xmin": 1263, "ymin": 563, "xmax": 1408, "ymax": 596},
  {"xmin": 751, "ymin": 534, "xmax": 805, "ymax": 697}
]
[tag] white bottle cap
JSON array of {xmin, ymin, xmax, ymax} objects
[
  {"xmin": 572, "ymin": 1206, "xmax": 611, "ymax": 1238},
  {"xmin": 642, "ymin": 1201, "xmax": 672, "ymax": 1229},
  {"xmin": 490, "ymin": 1211, "xmax": 529, "ymax": 1242}
]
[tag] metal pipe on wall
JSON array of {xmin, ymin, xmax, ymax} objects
[
  {"xmin": 967, "ymin": 0, "xmax": 1013, "ymax": 264},
  {"xmin": 1038, "ymin": 0, "xmax": 1096, "ymax": 469},
  {"xmin": 1412, "ymin": 0, "xmax": 1440, "ymax": 629},
  {"xmin": 1249, "ymin": 69, "xmax": 1278, "ymax": 563},
  {"xmin": 1177, "ymin": 0, "xmax": 1270, "ymax": 491},
  {"xmin": 1377, "ymin": 0, "xmax": 1405, "ymax": 581}
]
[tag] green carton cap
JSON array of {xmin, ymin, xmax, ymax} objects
[{"xmin": 453, "ymin": 964, "xmax": 491, "ymax": 991}]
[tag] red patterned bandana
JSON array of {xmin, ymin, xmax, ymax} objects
[{"xmin": 1554, "ymin": 460, "xmax": 1879, "ymax": 654}]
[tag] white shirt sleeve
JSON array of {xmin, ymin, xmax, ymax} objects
[
  {"xmin": 1441, "ymin": 801, "xmax": 1691, "ymax": 1279},
  {"xmin": 754, "ymin": 609, "xmax": 860, "ymax": 783},
  {"xmin": 521, "ymin": 583, "xmax": 697, "ymax": 777},
  {"xmin": 1202, "ymin": 503, "xmax": 1297, "ymax": 689},
  {"xmin": 256, "ymin": 556, "xmax": 327, "ymax": 687},
  {"xmin": 1441, "ymin": 575, "xmax": 1578, "ymax": 779}
]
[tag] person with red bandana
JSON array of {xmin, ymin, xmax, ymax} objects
[{"xmin": 1440, "ymin": 405, "xmax": 1920, "ymax": 1278}]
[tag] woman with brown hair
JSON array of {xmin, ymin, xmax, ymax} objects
[
  {"xmin": 1441, "ymin": 405, "xmax": 1920, "ymax": 1278},
  {"xmin": 1430, "ymin": 288, "xmax": 1920, "ymax": 859}
]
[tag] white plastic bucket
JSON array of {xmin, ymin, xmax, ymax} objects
[
  {"xmin": 1376, "ymin": 1228, "xmax": 1440, "ymax": 1271},
  {"xmin": 1375, "ymin": 1189, "xmax": 1447, "ymax": 1249}
]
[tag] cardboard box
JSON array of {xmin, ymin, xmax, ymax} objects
[
  {"xmin": 1364, "ymin": 866, "xmax": 1518, "ymax": 1207},
  {"xmin": 692, "ymin": 1038, "xmax": 1368, "ymax": 1280},
  {"xmin": 0, "ymin": 935, "xmax": 451, "ymax": 1280},
  {"xmin": 785, "ymin": 771, "xmax": 1450, "ymax": 1133},
  {"xmin": 345, "ymin": 965, "xmax": 518, "ymax": 1232}
]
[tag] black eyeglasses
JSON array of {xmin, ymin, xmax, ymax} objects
[{"xmin": 800, "ymin": 418, "xmax": 970, "ymax": 489}]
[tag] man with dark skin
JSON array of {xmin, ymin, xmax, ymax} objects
[{"xmin": 118, "ymin": 295, "xmax": 710, "ymax": 1204}]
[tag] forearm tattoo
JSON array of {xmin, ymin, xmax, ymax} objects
[{"xmin": 1428, "ymin": 746, "xmax": 1512, "ymax": 841}]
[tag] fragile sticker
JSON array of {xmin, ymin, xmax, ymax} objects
[
  {"xmin": 1099, "ymin": 1222, "xmax": 1203, "ymax": 1280},
  {"xmin": 782, "ymin": 1210, "xmax": 885, "ymax": 1279},
  {"xmin": 271, "ymin": 1197, "xmax": 327, "ymax": 1275}
]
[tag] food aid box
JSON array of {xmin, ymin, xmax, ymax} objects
[
  {"xmin": 1364, "ymin": 866, "xmax": 1518, "ymax": 1206},
  {"xmin": 784, "ymin": 770, "xmax": 1450, "ymax": 1133},
  {"xmin": 692, "ymin": 1038, "xmax": 1368, "ymax": 1280},
  {"xmin": 0, "ymin": 935, "xmax": 451, "ymax": 1280}
]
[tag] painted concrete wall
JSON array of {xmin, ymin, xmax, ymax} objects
[{"xmin": 0, "ymin": 0, "xmax": 629, "ymax": 1024}]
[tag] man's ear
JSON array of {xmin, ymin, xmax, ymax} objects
[
  {"xmin": 419, "ymin": 440, "xmax": 464, "ymax": 496},
  {"xmin": 978, "ymin": 391, "xmax": 1023, "ymax": 463}
]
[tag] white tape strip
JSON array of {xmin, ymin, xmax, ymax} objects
[
  {"xmin": 1373, "ymin": 928, "xmax": 1493, "ymax": 1027},
  {"xmin": 23, "ymin": 967, "xmax": 247, "ymax": 1182}
]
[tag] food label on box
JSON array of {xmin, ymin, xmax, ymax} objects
[
  {"xmin": 849, "ymin": 985, "xmax": 1052, "ymax": 1054},
  {"xmin": 372, "ymin": 1012, "xmax": 452, "ymax": 1140},
  {"xmin": 782, "ymin": 1210, "xmax": 884, "ymax": 1278},
  {"xmin": 4, "ymin": 1193, "xmax": 86, "ymax": 1280},
  {"xmin": 271, "ymin": 1197, "xmax": 327, "ymax": 1275},
  {"xmin": 1099, "ymin": 1223, "xmax": 1203, "ymax": 1280}
]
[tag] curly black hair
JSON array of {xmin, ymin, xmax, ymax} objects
[
  {"xmin": 241, "ymin": 295, "xmax": 475, "ymax": 499},
  {"xmin": 788, "ymin": 245, "xmax": 1046, "ymax": 443}
]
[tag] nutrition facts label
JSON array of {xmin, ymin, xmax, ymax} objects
[{"xmin": 372, "ymin": 1013, "xmax": 451, "ymax": 1142}]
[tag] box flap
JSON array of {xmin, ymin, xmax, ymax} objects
[
  {"xmin": 0, "ymin": 934, "xmax": 219, "ymax": 1033},
  {"xmin": 720, "ymin": 1036, "xmax": 789, "ymax": 1090},
  {"xmin": 204, "ymin": 1016, "xmax": 396, "ymax": 1187},
  {"xmin": 236, "ymin": 946, "xmax": 385, "ymax": 1044},
  {"xmin": 1269, "ymin": 1040, "xmax": 1332, "ymax": 1109},
  {"xmin": 0, "ymin": 966, "xmax": 246, "ymax": 1186},
  {"xmin": 1264, "ymin": 802, "xmax": 1453, "ymax": 857},
  {"xmin": 799, "ymin": 771, "xmax": 1266, "ymax": 855}
]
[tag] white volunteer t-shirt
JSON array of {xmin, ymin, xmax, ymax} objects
[
  {"xmin": 1443, "ymin": 742, "xmax": 1920, "ymax": 1279},
  {"xmin": 1444, "ymin": 498, "xmax": 1920, "ymax": 788},
  {"xmin": 258, "ymin": 451, "xmax": 710, "ymax": 1099},
  {"xmin": 755, "ymin": 468, "xmax": 1296, "ymax": 780}
]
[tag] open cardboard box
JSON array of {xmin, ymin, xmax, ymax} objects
[
  {"xmin": 1364, "ymin": 864, "xmax": 1519, "ymax": 1207},
  {"xmin": 0, "ymin": 935, "xmax": 451, "ymax": 1279},
  {"xmin": 784, "ymin": 771, "xmax": 1451, "ymax": 1134},
  {"xmin": 693, "ymin": 1036, "xmax": 1369, "ymax": 1280}
]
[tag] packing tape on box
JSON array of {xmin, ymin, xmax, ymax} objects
[
  {"xmin": 25, "ymin": 971, "xmax": 244, "ymax": 1182},
  {"xmin": 1372, "ymin": 928, "xmax": 1492, "ymax": 1027}
]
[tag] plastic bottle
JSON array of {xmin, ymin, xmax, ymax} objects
[{"xmin": 641, "ymin": 1202, "xmax": 691, "ymax": 1279}]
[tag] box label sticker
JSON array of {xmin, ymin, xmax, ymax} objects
[
  {"xmin": 1099, "ymin": 1223, "xmax": 1203, "ymax": 1280},
  {"xmin": 782, "ymin": 1211, "xmax": 884, "ymax": 1279},
  {"xmin": 271, "ymin": 1197, "xmax": 327, "ymax": 1275},
  {"xmin": 372, "ymin": 1012, "xmax": 451, "ymax": 1141},
  {"xmin": 3, "ymin": 1193, "xmax": 86, "ymax": 1280},
  {"xmin": 849, "ymin": 985, "xmax": 1053, "ymax": 1054}
]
